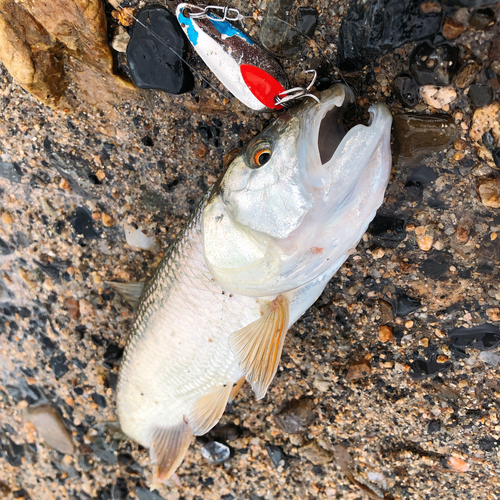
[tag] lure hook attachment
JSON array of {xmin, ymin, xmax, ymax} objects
[
  {"xmin": 185, "ymin": 4, "xmax": 245, "ymax": 22},
  {"xmin": 275, "ymin": 70, "xmax": 320, "ymax": 108}
]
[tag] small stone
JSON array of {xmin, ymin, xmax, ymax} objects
[
  {"xmin": 420, "ymin": 85, "xmax": 457, "ymax": 109},
  {"xmin": 208, "ymin": 423, "xmax": 241, "ymax": 442},
  {"xmin": 469, "ymin": 85, "xmax": 494, "ymax": 107},
  {"xmin": 127, "ymin": 6, "xmax": 194, "ymax": 94},
  {"xmin": 102, "ymin": 213, "xmax": 114, "ymax": 227},
  {"xmin": 427, "ymin": 419, "xmax": 441, "ymax": 433},
  {"xmin": 266, "ymin": 444, "xmax": 287, "ymax": 468},
  {"xmin": 442, "ymin": 18, "xmax": 467, "ymax": 39},
  {"xmin": 25, "ymin": 404, "xmax": 75, "ymax": 454},
  {"xmin": 437, "ymin": 354, "xmax": 450, "ymax": 363},
  {"xmin": 111, "ymin": 29, "xmax": 130, "ymax": 53},
  {"xmin": 415, "ymin": 226, "xmax": 434, "ymax": 251},
  {"xmin": 410, "ymin": 42, "xmax": 459, "ymax": 87},
  {"xmin": 478, "ymin": 178, "xmax": 500, "ymax": 208},
  {"xmin": 469, "ymin": 101, "xmax": 500, "ymax": 164},
  {"xmin": 274, "ymin": 398, "xmax": 315, "ymax": 434},
  {"xmin": 455, "ymin": 213, "xmax": 473, "ymax": 243},
  {"xmin": 469, "ymin": 8, "xmax": 495, "ymax": 31},
  {"xmin": 371, "ymin": 247, "xmax": 385, "ymax": 259},
  {"xmin": 1, "ymin": 212, "xmax": 13, "ymax": 224},
  {"xmin": 296, "ymin": 7, "xmax": 318, "ymax": 38},
  {"xmin": 420, "ymin": 1, "xmax": 441, "ymax": 13},
  {"xmin": 79, "ymin": 298, "xmax": 94, "ymax": 317},
  {"xmin": 379, "ymin": 325, "xmax": 394, "ymax": 342},
  {"xmin": 454, "ymin": 139, "xmax": 467, "ymax": 151},
  {"xmin": 112, "ymin": 6, "xmax": 135, "ymax": 27},
  {"xmin": 479, "ymin": 351, "xmax": 499, "ymax": 366},
  {"xmin": 124, "ymin": 225, "xmax": 159, "ymax": 251},
  {"xmin": 393, "ymin": 74, "xmax": 419, "ymax": 108},
  {"xmin": 313, "ymin": 378, "xmax": 330, "ymax": 392},
  {"xmin": 71, "ymin": 207, "xmax": 98, "ymax": 239},
  {"xmin": 346, "ymin": 359, "xmax": 372, "ymax": 380},
  {"xmin": 454, "ymin": 62, "xmax": 481, "ymax": 89},
  {"xmin": 393, "ymin": 113, "xmax": 457, "ymax": 165},
  {"xmin": 419, "ymin": 337, "xmax": 429, "ymax": 347},
  {"xmin": 65, "ymin": 297, "xmax": 80, "ymax": 320},
  {"xmin": 458, "ymin": 379, "xmax": 468, "ymax": 388},
  {"xmin": 493, "ymin": 149, "xmax": 500, "ymax": 169},
  {"xmin": 486, "ymin": 308, "xmax": 500, "ymax": 321},
  {"xmin": 448, "ymin": 456, "xmax": 470, "ymax": 472},
  {"xmin": 299, "ymin": 440, "xmax": 333, "ymax": 465},
  {"xmin": 201, "ymin": 441, "xmax": 230, "ymax": 464}
]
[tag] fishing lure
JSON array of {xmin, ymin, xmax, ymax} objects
[{"xmin": 176, "ymin": 3, "xmax": 318, "ymax": 111}]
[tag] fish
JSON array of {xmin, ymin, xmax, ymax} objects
[{"xmin": 116, "ymin": 83, "xmax": 393, "ymax": 485}]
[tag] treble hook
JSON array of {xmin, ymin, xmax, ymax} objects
[
  {"xmin": 187, "ymin": 4, "xmax": 245, "ymax": 22},
  {"xmin": 274, "ymin": 70, "xmax": 320, "ymax": 108}
]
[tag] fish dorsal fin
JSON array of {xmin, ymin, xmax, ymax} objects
[
  {"xmin": 229, "ymin": 294, "xmax": 290, "ymax": 400},
  {"xmin": 106, "ymin": 281, "xmax": 146, "ymax": 308},
  {"xmin": 150, "ymin": 420, "xmax": 192, "ymax": 485},
  {"xmin": 188, "ymin": 384, "xmax": 233, "ymax": 436}
]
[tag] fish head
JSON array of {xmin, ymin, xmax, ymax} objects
[{"xmin": 203, "ymin": 84, "xmax": 393, "ymax": 296}]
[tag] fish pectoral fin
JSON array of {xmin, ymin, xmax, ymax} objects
[
  {"xmin": 229, "ymin": 294, "xmax": 290, "ymax": 400},
  {"xmin": 150, "ymin": 420, "xmax": 192, "ymax": 485},
  {"xmin": 229, "ymin": 376, "xmax": 246, "ymax": 402},
  {"xmin": 188, "ymin": 384, "xmax": 232, "ymax": 436},
  {"xmin": 106, "ymin": 281, "xmax": 146, "ymax": 308}
]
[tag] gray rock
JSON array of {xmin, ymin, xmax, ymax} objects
[
  {"xmin": 201, "ymin": 441, "xmax": 231, "ymax": 464},
  {"xmin": 479, "ymin": 351, "xmax": 499, "ymax": 366},
  {"xmin": 0, "ymin": 161, "xmax": 22, "ymax": 183},
  {"xmin": 25, "ymin": 404, "xmax": 75, "ymax": 454},
  {"xmin": 274, "ymin": 397, "xmax": 316, "ymax": 434}
]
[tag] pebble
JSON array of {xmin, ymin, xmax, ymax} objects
[
  {"xmin": 200, "ymin": 441, "xmax": 231, "ymax": 464},
  {"xmin": 337, "ymin": 0, "xmax": 442, "ymax": 70},
  {"xmin": 477, "ymin": 177, "xmax": 500, "ymax": 208},
  {"xmin": 296, "ymin": 7, "xmax": 319, "ymax": 38},
  {"xmin": 469, "ymin": 8, "xmax": 496, "ymax": 31},
  {"xmin": 468, "ymin": 84, "xmax": 494, "ymax": 107},
  {"xmin": 455, "ymin": 213, "xmax": 473, "ymax": 243},
  {"xmin": 479, "ymin": 351, "xmax": 499, "ymax": 367},
  {"xmin": 442, "ymin": 18, "xmax": 467, "ymax": 40},
  {"xmin": 409, "ymin": 42, "xmax": 459, "ymax": 86},
  {"xmin": 65, "ymin": 297, "xmax": 80, "ymax": 320},
  {"xmin": 415, "ymin": 225, "xmax": 434, "ymax": 251},
  {"xmin": 493, "ymin": 149, "xmax": 500, "ymax": 169},
  {"xmin": 345, "ymin": 359, "xmax": 372, "ymax": 380},
  {"xmin": 274, "ymin": 397, "xmax": 315, "ymax": 434},
  {"xmin": 265, "ymin": 444, "xmax": 287, "ymax": 468},
  {"xmin": 25, "ymin": 404, "xmax": 75, "ymax": 454},
  {"xmin": 368, "ymin": 215, "xmax": 406, "ymax": 242},
  {"xmin": 371, "ymin": 247, "xmax": 385, "ymax": 260},
  {"xmin": 395, "ymin": 293, "xmax": 421, "ymax": 316},
  {"xmin": 124, "ymin": 225, "xmax": 159, "ymax": 251},
  {"xmin": 208, "ymin": 423, "xmax": 241, "ymax": 442},
  {"xmin": 1, "ymin": 212, "xmax": 13, "ymax": 224},
  {"xmin": 126, "ymin": 6, "xmax": 194, "ymax": 94},
  {"xmin": 379, "ymin": 325, "xmax": 394, "ymax": 343},
  {"xmin": 454, "ymin": 61, "xmax": 481, "ymax": 89},
  {"xmin": 469, "ymin": 101, "xmax": 500, "ymax": 164},
  {"xmin": 393, "ymin": 113, "xmax": 457, "ymax": 165},
  {"xmin": 298, "ymin": 440, "xmax": 333, "ymax": 465},
  {"xmin": 420, "ymin": 85, "xmax": 457, "ymax": 109},
  {"xmin": 111, "ymin": 28, "xmax": 130, "ymax": 53},
  {"xmin": 71, "ymin": 207, "xmax": 98, "ymax": 239},
  {"xmin": 392, "ymin": 74, "xmax": 419, "ymax": 108},
  {"xmin": 101, "ymin": 213, "xmax": 114, "ymax": 227},
  {"xmin": 448, "ymin": 456, "xmax": 470, "ymax": 473}
]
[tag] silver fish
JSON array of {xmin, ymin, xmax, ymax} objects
[{"xmin": 117, "ymin": 84, "xmax": 392, "ymax": 484}]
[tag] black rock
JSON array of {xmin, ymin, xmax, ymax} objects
[
  {"xmin": 478, "ymin": 436, "xmax": 498, "ymax": 451},
  {"xmin": 127, "ymin": 6, "xmax": 194, "ymax": 94},
  {"xmin": 393, "ymin": 74, "xmax": 419, "ymax": 107},
  {"xmin": 103, "ymin": 343, "xmax": 124, "ymax": 367},
  {"xmin": 420, "ymin": 252, "xmax": 451, "ymax": 280},
  {"xmin": 493, "ymin": 149, "xmax": 500, "ymax": 169},
  {"xmin": 91, "ymin": 393, "xmax": 107, "ymax": 408},
  {"xmin": 367, "ymin": 215, "xmax": 406, "ymax": 242},
  {"xmin": 448, "ymin": 324, "xmax": 500, "ymax": 356},
  {"xmin": 71, "ymin": 207, "xmax": 98, "ymax": 239},
  {"xmin": 50, "ymin": 353, "xmax": 69, "ymax": 379},
  {"xmin": 274, "ymin": 397, "xmax": 316, "ymax": 434},
  {"xmin": 0, "ymin": 436, "xmax": 24, "ymax": 467},
  {"xmin": 208, "ymin": 423, "xmax": 242, "ymax": 442},
  {"xmin": 266, "ymin": 444, "xmax": 287, "ymax": 468},
  {"xmin": 296, "ymin": 7, "xmax": 318, "ymax": 38},
  {"xmin": 468, "ymin": 84, "xmax": 493, "ymax": 107},
  {"xmin": 200, "ymin": 441, "xmax": 231, "ymax": 464},
  {"xmin": 337, "ymin": 0, "xmax": 443, "ymax": 71},
  {"xmin": 33, "ymin": 259, "xmax": 61, "ymax": 283},
  {"xmin": 482, "ymin": 131, "xmax": 495, "ymax": 150},
  {"xmin": 410, "ymin": 42, "xmax": 459, "ymax": 86},
  {"xmin": 409, "ymin": 352, "xmax": 452, "ymax": 380},
  {"xmin": 0, "ymin": 161, "xmax": 23, "ymax": 183},
  {"xmin": 394, "ymin": 293, "xmax": 421, "ymax": 316},
  {"xmin": 427, "ymin": 419, "xmax": 441, "ymax": 433},
  {"xmin": 0, "ymin": 237, "xmax": 13, "ymax": 255}
]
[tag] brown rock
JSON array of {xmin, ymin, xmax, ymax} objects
[
  {"xmin": 420, "ymin": 1, "xmax": 441, "ymax": 14},
  {"xmin": 455, "ymin": 213, "xmax": 473, "ymax": 243},
  {"xmin": 442, "ymin": 18, "xmax": 467, "ymax": 40},
  {"xmin": 454, "ymin": 139, "xmax": 467, "ymax": 151},
  {"xmin": 415, "ymin": 225, "xmax": 434, "ymax": 251},
  {"xmin": 111, "ymin": 6, "xmax": 135, "ymax": 27},
  {"xmin": 299, "ymin": 440, "xmax": 334, "ymax": 465},
  {"xmin": 0, "ymin": 0, "xmax": 135, "ymax": 109},
  {"xmin": 454, "ymin": 62, "xmax": 481, "ymax": 89},
  {"xmin": 102, "ymin": 213, "xmax": 114, "ymax": 227},
  {"xmin": 377, "ymin": 299, "xmax": 394, "ymax": 323},
  {"xmin": 65, "ymin": 297, "xmax": 80, "ymax": 320},
  {"xmin": 379, "ymin": 325, "xmax": 394, "ymax": 343},
  {"xmin": 469, "ymin": 101, "xmax": 500, "ymax": 164},
  {"xmin": 486, "ymin": 308, "xmax": 500, "ymax": 321},
  {"xmin": 478, "ymin": 177, "xmax": 500, "ymax": 208},
  {"xmin": 345, "ymin": 359, "xmax": 372, "ymax": 380},
  {"xmin": 25, "ymin": 404, "xmax": 75, "ymax": 454},
  {"xmin": 420, "ymin": 85, "xmax": 457, "ymax": 109},
  {"xmin": 274, "ymin": 398, "xmax": 315, "ymax": 434},
  {"xmin": 371, "ymin": 247, "xmax": 385, "ymax": 260}
]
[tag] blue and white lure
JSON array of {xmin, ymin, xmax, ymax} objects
[{"xmin": 176, "ymin": 3, "xmax": 318, "ymax": 111}]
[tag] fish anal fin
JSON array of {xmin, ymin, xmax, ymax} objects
[
  {"xmin": 188, "ymin": 384, "xmax": 232, "ymax": 436},
  {"xmin": 229, "ymin": 376, "xmax": 246, "ymax": 401},
  {"xmin": 106, "ymin": 281, "xmax": 146, "ymax": 308},
  {"xmin": 229, "ymin": 294, "xmax": 290, "ymax": 401},
  {"xmin": 150, "ymin": 420, "xmax": 192, "ymax": 485}
]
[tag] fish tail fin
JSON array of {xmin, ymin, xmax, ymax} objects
[
  {"xmin": 229, "ymin": 294, "xmax": 290, "ymax": 400},
  {"xmin": 150, "ymin": 420, "xmax": 192, "ymax": 485}
]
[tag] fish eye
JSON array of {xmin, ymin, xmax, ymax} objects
[{"xmin": 248, "ymin": 141, "xmax": 272, "ymax": 169}]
